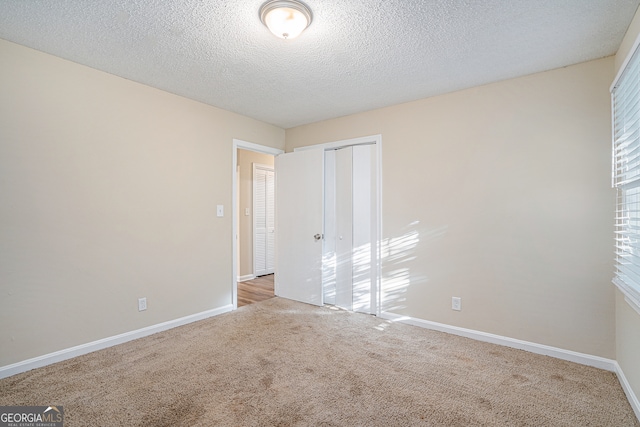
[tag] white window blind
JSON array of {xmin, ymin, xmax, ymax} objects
[{"xmin": 613, "ymin": 42, "xmax": 640, "ymax": 311}]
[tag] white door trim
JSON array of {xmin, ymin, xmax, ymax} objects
[
  {"xmin": 236, "ymin": 165, "xmax": 241, "ymax": 281},
  {"xmin": 293, "ymin": 134, "xmax": 381, "ymax": 152},
  {"xmin": 294, "ymin": 134, "xmax": 383, "ymax": 315},
  {"xmin": 232, "ymin": 139, "xmax": 283, "ymax": 309}
]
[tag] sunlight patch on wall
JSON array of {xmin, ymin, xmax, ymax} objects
[{"xmin": 380, "ymin": 223, "xmax": 448, "ymax": 313}]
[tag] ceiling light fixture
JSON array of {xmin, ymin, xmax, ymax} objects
[{"xmin": 259, "ymin": 0, "xmax": 312, "ymax": 40}]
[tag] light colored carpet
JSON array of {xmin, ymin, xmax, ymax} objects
[{"xmin": 1, "ymin": 297, "xmax": 638, "ymax": 426}]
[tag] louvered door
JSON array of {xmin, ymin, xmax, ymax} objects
[{"xmin": 254, "ymin": 164, "xmax": 275, "ymax": 276}]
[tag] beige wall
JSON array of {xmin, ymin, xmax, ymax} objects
[
  {"xmin": 0, "ymin": 39, "xmax": 284, "ymax": 366},
  {"xmin": 614, "ymin": 7, "xmax": 640, "ymax": 406},
  {"xmin": 616, "ymin": 291, "xmax": 640, "ymax": 403},
  {"xmin": 287, "ymin": 57, "xmax": 615, "ymax": 358},
  {"xmin": 237, "ymin": 150, "xmax": 275, "ymax": 277}
]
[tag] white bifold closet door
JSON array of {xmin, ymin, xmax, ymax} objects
[
  {"xmin": 254, "ymin": 164, "xmax": 275, "ymax": 276},
  {"xmin": 323, "ymin": 144, "xmax": 376, "ymax": 314}
]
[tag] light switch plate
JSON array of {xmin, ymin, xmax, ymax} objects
[
  {"xmin": 245, "ymin": 208, "xmax": 250, "ymax": 216},
  {"xmin": 217, "ymin": 205, "xmax": 224, "ymax": 217}
]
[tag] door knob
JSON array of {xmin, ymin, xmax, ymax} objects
[{"xmin": 314, "ymin": 233, "xmax": 323, "ymax": 241}]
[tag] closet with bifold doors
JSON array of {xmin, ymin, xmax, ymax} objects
[{"xmin": 323, "ymin": 144, "xmax": 377, "ymax": 314}]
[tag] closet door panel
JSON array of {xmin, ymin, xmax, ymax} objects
[
  {"xmin": 323, "ymin": 151, "xmax": 337, "ymax": 305},
  {"xmin": 352, "ymin": 144, "xmax": 374, "ymax": 314},
  {"xmin": 334, "ymin": 147, "xmax": 353, "ymax": 310}
]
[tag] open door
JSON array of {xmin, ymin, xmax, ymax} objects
[{"xmin": 275, "ymin": 149, "xmax": 324, "ymax": 306}]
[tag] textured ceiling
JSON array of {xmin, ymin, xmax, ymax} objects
[{"xmin": 0, "ymin": 0, "xmax": 638, "ymax": 129}]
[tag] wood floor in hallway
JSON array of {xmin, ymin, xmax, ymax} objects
[{"xmin": 238, "ymin": 274, "xmax": 275, "ymax": 307}]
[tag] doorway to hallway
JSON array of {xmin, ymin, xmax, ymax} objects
[
  {"xmin": 232, "ymin": 140, "xmax": 283, "ymax": 309},
  {"xmin": 237, "ymin": 274, "xmax": 275, "ymax": 307}
]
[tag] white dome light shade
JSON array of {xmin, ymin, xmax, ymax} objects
[{"xmin": 260, "ymin": 0, "xmax": 312, "ymax": 40}]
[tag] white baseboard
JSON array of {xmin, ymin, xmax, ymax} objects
[
  {"xmin": 0, "ymin": 304, "xmax": 234, "ymax": 380},
  {"xmin": 379, "ymin": 311, "xmax": 617, "ymax": 371},
  {"xmin": 382, "ymin": 310, "xmax": 639, "ymax": 421},
  {"xmin": 614, "ymin": 361, "xmax": 640, "ymax": 422},
  {"xmin": 237, "ymin": 274, "xmax": 255, "ymax": 282}
]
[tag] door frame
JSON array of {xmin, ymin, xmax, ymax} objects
[
  {"xmin": 294, "ymin": 134, "xmax": 383, "ymax": 315},
  {"xmin": 232, "ymin": 139, "xmax": 283, "ymax": 309}
]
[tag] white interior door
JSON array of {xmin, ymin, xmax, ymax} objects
[
  {"xmin": 254, "ymin": 164, "xmax": 275, "ymax": 276},
  {"xmin": 352, "ymin": 144, "xmax": 375, "ymax": 314},
  {"xmin": 323, "ymin": 151, "xmax": 337, "ymax": 305},
  {"xmin": 266, "ymin": 169, "xmax": 275, "ymax": 272},
  {"xmin": 275, "ymin": 149, "xmax": 324, "ymax": 306}
]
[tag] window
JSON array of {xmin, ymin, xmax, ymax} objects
[{"xmin": 612, "ymin": 42, "xmax": 640, "ymax": 312}]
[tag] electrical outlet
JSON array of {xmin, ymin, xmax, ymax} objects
[
  {"xmin": 138, "ymin": 297, "xmax": 147, "ymax": 312},
  {"xmin": 452, "ymin": 297, "xmax": 461, "ymax": 311}
]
